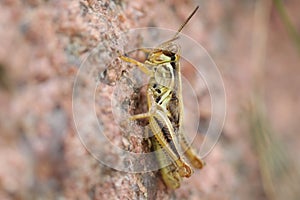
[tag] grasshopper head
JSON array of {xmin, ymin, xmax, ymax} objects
[
  {"xmin": 148, "ymin": 50, "xmax": 171, "ymax": 64},
  {"xmin": 148, "ymin": 49, "xmax": 178, "ymax": 64}
]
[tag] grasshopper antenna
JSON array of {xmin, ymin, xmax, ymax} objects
[
  {"xmin": 173, "ymin": 6, "xmax": 199, "ymax": 40},
  {"xmin": 159, "ymin": 6, "xmax": 199, "ymax": 46}
]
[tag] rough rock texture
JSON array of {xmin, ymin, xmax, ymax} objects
[{"xmin": 1, "ymin": 0, "xmax": 300, "ymax": 200}]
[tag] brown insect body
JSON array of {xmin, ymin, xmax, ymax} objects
[{"xmin": 120, "ymin": 6, "xmax": 204, "ymax": 189}]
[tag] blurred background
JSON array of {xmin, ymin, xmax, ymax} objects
[{"xmin": 0, "ymin": 0, "xmax": 299, "ymax": 199}]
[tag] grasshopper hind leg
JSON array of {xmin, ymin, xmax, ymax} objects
[
  {"xmin": 150, "ymin": 134, "xmax": 182, "ymax": 189},
  {"xmin": 179, "ymin": 131, "xmax": 205, "ymax": 169}
]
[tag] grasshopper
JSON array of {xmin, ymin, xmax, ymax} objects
[{"xmin": 119, "ymin": 6, "xmax": 204, "ymax": 189}]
